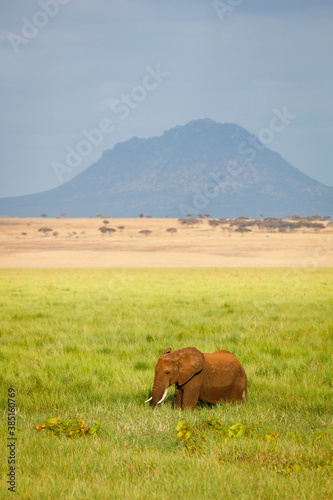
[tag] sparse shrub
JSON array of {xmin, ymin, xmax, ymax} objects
[
  {"xmin": 235, "ymin": 227, "xmax": 251, "ymax": 235},
  {"xmin": 208, "ymin": 220, "xmax": 220, "ymax": 228},
  {"xmin": 34, "ymin": 417, "xmax": 100, "ymax": 438},
  {"xmin": 139, "ymin": 230, "xmax": 152, "ymax": 236},
  {"xmin": 306, "ymin": 222, "xmax": 325, "ymax": 230},
  {"xmin": 166, "ymin": 228, "xmax": 177, "ymax": 233},
  {"xmin": 177, "ymin": 418, "xmax": 280, "ymax": 457},
  {"xmin": 99, "ymin": 227, "xmax": 116, "ymax": 234},
  {"xmin": 38, "ymin": 227, "xmax": 53, "ymax": 235},
  {"xmin": 178, "ymin": 218, "xmax": 201, "ymax": 227}
]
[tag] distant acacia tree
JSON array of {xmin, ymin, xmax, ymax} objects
[
  {"xmin": 38, "ymin": 227, "xmax": 52, "ymax": 236},
  {"xmin": 235, "ymin": 227, "xmax": 251, "ymax": 236},
  {"xmin": 178, "ymin": 218, "xmax": 200, "ymax": 227},
  {"xmin": 208, "ymin": 220, "xmax": 220, "ymax": 229},
  {"xmin": 41, "ymin": 214, "xmax": 47, "ymax": 218},
  {"xmin": 139, "ymin": 230, "xmax": 152, "ymax": 236},
  {"xmin": 99, "ymin": 226, "xmax": 116, "ymax": 235}
]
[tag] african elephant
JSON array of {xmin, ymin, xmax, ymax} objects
[{"xmin": 146, "ymin": 347, "xmax": 247, "ymax": 410}]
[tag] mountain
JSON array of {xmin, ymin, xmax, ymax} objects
[{"xmin": 0, "ymin": 119, "xmax": 332, "ymax": 218}]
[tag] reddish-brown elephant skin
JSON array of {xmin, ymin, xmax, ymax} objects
[{"xmin": 151, "ymin": 347, "xmax": 247, "ymax": 410}]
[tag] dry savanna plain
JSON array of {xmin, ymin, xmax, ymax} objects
[
  {"xmin": 0, "ymin": 217, "xmax": 332, "ymax": 268},
  {"xmin": 0, "ymin": 217, "xmax": 332, "ymax": 499}
]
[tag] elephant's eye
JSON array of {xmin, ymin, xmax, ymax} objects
[{"xmin": 165, "ymin": 371, "xmax": 170, "ymax": 375}]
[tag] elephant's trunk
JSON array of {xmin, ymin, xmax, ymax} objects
[{"xmin": 152, "ymin": 381, "xmax": 169, "ymax": 407}]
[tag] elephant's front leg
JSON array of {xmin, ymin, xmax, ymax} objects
[
  {"xmin": 174, "ymin": 386, "xmax": 183, "ymax": 409},
  {"xmin": 181, "ymin": 381, "xmax": 201, "ymax": 410}
]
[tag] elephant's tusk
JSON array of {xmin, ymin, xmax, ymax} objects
[
  {"xmin": 145, "ymin": 396, "xmax": 152, "ymax": 403},
  {"xmin": 157, "ymin": 388, "xmax": 169, "ymax": 405}
]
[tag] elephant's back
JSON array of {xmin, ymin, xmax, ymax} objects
[
  {"xmin": 204, "ymin": 350, "xmax": 240, "ymax": 364},
  {"xmin": 201, "ymin": 350, "xmax": 247, "ymax": 404},
  {"xmin": 203, "ymin": 350, "xmax": 247, "ymax": 381}
]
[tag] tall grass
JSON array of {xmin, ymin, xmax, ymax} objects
[{"xmin": 0, "ymin": 268, "xmax": 332, "ymax": 499}]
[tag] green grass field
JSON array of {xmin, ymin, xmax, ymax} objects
[{"xmin": 1, "ymin": 268, "xmax": 332, "ymax": 499}]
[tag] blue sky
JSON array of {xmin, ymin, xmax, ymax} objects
[{"xmin": 1, "ymin": 0, "xmax": 332, "ymax": 197}]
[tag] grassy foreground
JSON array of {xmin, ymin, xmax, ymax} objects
[{"xmin": 0, "ymin": 268, "xmax": 332, "ymax": 499}]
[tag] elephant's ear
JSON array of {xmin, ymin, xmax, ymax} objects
[
  {"xmin": 178, "ymin": 348, "xmax": 204, "ymax": 386},
  {"xmin": 162, "ymin": 347, "xmax": 172, "ymax": 356}
]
